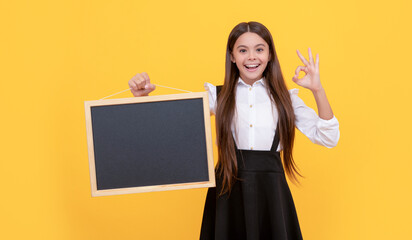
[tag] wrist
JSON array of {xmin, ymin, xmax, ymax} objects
[{"xmin": 311, "ymin": 85, "xmax": 324, "ymax": 95}]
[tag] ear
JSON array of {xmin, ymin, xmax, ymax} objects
[{"xmin": 230, "ymin": 54, "xmax": 235, "ymax": 63}]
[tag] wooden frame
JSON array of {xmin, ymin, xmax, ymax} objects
[{"xmin": 84, "ymin": 92, "xmax": 215, "ymax": 197}]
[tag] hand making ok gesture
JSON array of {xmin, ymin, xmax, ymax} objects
[{"xmin": 292, "ymin": 48, "xmax": 322, "ymax": 92}]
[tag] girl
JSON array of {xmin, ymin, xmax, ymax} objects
[{"xmin": 128, "ymin": 22, "xmax": 339, "ymax": 240}]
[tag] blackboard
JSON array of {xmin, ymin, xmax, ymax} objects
[{"xmin": 84, "ymin": 92, "xmax": 215, "ymax": 197}]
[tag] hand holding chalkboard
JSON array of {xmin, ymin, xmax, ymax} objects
[{"xmin": 128, "ymin": 72, "xmax": 156, "ymax": 97}]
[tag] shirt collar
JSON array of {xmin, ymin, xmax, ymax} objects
[{"xmin": 237, "ymin": 77, "xmax": 266, "ymax": 87}]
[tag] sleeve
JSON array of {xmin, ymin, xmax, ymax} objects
[
  {"xmin": 204, "ymin": 82, "xmax": 217, "ymax": 115},
  {"xmin": 290, "ymin": 88, "xmax": 340, "ymax": 148}
]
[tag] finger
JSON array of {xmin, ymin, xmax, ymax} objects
[
  {"xmin": 308, "ymin": 48, "xmax": 314, "ymax": 65},
  {"xmin": 146, "ymin": 83, "xmax": 156, "ymax": 91},
  {"xmin": 141, "ymin": 84, "xmax": 156, "ymax": 95},
  {"xmin": 294, "ymin": 66, "xmax": 306, "ymax": 76},
  {"xmin": 316, "ymin": 54, "xmax": 319, "ymax": 69},
  {"xmin": 136, "ymin": 75, "xmax": 146, "ymax": 89},
  {"xmin": 128, "ymin": 79, "xmax": 137, "ymax": 90},
  {"xmin": 296, "ymin": 49, "xmax": 310, "ymax": 66},
  {"xmin": 142, "ymin": 72, "xmax": 151, "ymax": 89},
  {"xmin": 292, "ymin": 74, "xmax": 302, "ymax": 84},
  {"xmin": 142, "ymin": 72, "xmax": 150, "ymax": 84}
]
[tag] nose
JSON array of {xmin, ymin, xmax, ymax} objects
[{"xmin": 248, "ymin": 51, "xmax": 256, "ymax": 60}]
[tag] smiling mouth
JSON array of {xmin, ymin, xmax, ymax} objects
[{"xmin": 245, "ymin": 64, "xmax": 260, "ymax": 71}]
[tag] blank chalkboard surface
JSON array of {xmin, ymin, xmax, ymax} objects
[{"xmin": 84, "ymin": 92, "xmax": 215, "ymax": 197}]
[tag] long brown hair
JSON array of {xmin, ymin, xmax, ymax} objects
[{"xmin": 215, "ymin": 21, "xmax": 302, "ymax": 196}]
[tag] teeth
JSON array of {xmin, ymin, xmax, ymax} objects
[{"xmin": 246, "ymin": 65, "xmax": 259, "ymax": 68}]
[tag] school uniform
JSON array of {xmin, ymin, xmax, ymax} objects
[{"xmin": 200, "ymin": 78, "xmax": 340, "ymax": 240}]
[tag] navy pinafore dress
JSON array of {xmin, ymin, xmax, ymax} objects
[{"xmin": 200, "ymin": 86, "xmax": 303, "ymax": 240}]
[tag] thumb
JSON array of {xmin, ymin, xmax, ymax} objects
[{"xmin": 145, "ymin": 83, "xmax": 156, "ymax": 91}]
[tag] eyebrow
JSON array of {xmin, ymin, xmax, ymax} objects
[{"xmin": 237, "ymin": 44, "xmax": 266, "ymax": 49}]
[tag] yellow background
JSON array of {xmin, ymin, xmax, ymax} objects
[{"xmin": 1, "ymin": 0, "xmax": 411, "ymax": 239}]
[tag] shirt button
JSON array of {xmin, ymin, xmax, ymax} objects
[
  {"xmin": 250, "ymin": 147, "xmax": 253, "ymax": 150},
  {"xmin": 250, "ymin": 124, "xmax": 253, "ymax": 127},
  {"xmin": 249, "ymin": 88, "xmax": 252, "ymax": 91},
  {"xmin": 249, "ymin": 104, "xmax": 253, "ymax": 108}
]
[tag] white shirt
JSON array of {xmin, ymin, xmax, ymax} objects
[{"xmin": 204, "ymin": 78, "xmax": 340, "ymax": 151}]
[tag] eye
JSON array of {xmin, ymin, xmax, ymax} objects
[
  {"xmin": 239, "ymin": 49, "xmax": 246, "ymax": 53},
  {"xmin": 257, "ymin": 48, "xmax": 264, "ymax": 52}
]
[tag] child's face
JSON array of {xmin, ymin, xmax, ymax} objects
[{"xmin": 231, "ymin": 32, "xmax": 270, "ymax": 84}]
